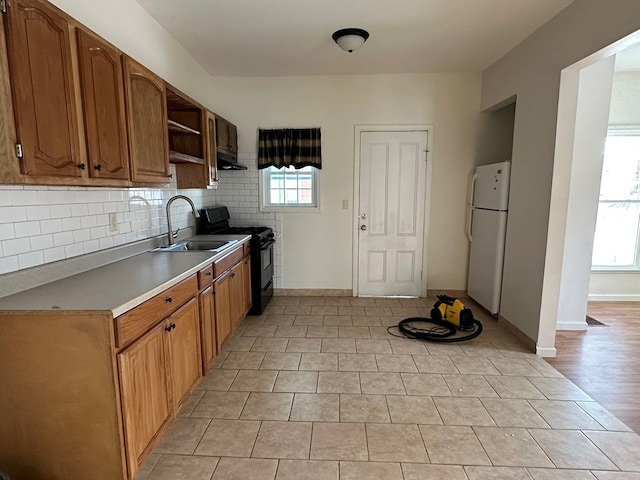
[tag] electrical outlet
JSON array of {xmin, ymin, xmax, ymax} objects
[
  {"xmin": 109, "ymin": 213, "xmax": 118, "ymax": 232},
  {"xmin": 342, "ymin": 199, "xmax": 349, "ymax": 210}
]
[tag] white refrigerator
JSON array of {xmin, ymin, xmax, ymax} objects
[{"xmin": 467, "ymin": 161, "xmax": 511, "ymax": 316}]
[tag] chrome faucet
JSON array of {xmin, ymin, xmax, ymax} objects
[{"xmin": 166, "ymin": 195, "xmax": 200, "ymax": 245}]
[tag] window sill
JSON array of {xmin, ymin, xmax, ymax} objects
[
  {"xmin": 591, "ymin": 268, "xmax": 640, "ymax": 273},
  {"xmin": 260, "ymin": 205, "xmax": 320, "ymax": 213}
]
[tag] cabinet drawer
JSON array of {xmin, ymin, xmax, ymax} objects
[
  {"xmin": 197, "ymin": 264, "xmax": 214, "ymax": 289},
  {"xmin": 115, "ymin": 275, "xmax": 197, "ymax": 348},
  {"xmin": 213, "ymin": 246, "xmax": 244, "ymax": 278}
]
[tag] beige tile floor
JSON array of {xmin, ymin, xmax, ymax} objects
[{"xmin": 134, "ymin": 296, "xmax": 640, "ymax": 480}]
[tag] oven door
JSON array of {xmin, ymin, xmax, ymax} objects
[{"xmin": 260, "ymin": 239, "xmax": 275, "ymax": 288}]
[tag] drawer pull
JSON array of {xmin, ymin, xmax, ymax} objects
[{"xmin": 166, "ymin": 297, "xmax": 173, "ymax": 303}]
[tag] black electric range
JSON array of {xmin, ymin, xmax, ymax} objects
[{"xmin": 196, "ymin": 206, "xmax": 274, "ymax": 315}]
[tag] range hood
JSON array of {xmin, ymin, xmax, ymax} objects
[{"xmin": 217, "ymin": 151, "xmax": 247, "ymax": 170}]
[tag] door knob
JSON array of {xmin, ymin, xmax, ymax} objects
[
  {"xmin": 360, "ymin": 225, "xmax": 367, "ymax": 231},
  {"xmin": 360, "ymin": 213, "xmax": 367, "ymax": 219}
]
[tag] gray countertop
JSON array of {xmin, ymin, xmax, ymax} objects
[{"xmin": 0, "ymin": 234, "xmax": 250, "ymax": 317}]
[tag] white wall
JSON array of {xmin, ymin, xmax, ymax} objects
[
  {"xmin": 588, "ymin": 71, "xmax": 640, "ymax": 299},
  {"xmin": 206, "ymin": 74, "xmax": 481, "ymax": 290},
  {"xmin": 480, "ymin": 0, "xmax": 640, "ymax": 352}
]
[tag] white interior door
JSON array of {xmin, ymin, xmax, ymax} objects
[{"xmin": 357, "ymin": 130, "xmax": 428, "ymax": 296}]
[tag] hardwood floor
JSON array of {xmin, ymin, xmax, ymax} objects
[{"xmin": 546, "ymin": 301, "xmax": 640, "ymax": 433}]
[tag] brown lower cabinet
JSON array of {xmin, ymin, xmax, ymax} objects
[{"xmin": 0, "ymin": 244, "xmax": 252, "ymax": 479}]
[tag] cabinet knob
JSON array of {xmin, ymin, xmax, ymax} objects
[
  {"xmin": 77, "ymin": 163, "xmax": 86, "ymax": 170},
  {"xmin": 166, "ymin": 297, "xmax": 173, "ymax": 303},
  {"xmin": 171, "ymin": 323, "xmax": 176, "ymax": 330},
  {"xmin": 230, "ymin": 273, "xmax": 235, "ymax": 278},
  {"xmin": 165, "ymin": 325, "xmax": 172, "ymax": 332},
  {"xmin": 94, "ymin": 164, "xmax": 102, "ymax": 171},
  {"xmin": 206, "ymin": 272, "xmax": 212, "ymax": 276}
]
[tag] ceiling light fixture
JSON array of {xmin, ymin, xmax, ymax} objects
[{"xmin": 332, "ymin": 28, "xmax": 370, "ymax": 53}]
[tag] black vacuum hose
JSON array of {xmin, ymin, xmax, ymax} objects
[{"xmin": 392, "ymin": 316, "xmax": 483, "ymax": 343}]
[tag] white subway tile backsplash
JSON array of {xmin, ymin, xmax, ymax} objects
[
  {"xmin": 3, "ymin": 238, "xmax": 31, "ymax": 256},
  {"xmin": 18, "ymin": 251, "xmax": 44, "ymax": 269},
  {"xmin": 62, "ymin": 217, "xmax": 82, "ymax": 231},
  {"xmin": 73, "ymin": 229, "xmax": 91, "ymax": 243},
  {"xmin": 53, "ymin": 231, "xmax": 74, "ymax": 247},
  {"xmin": 0, "ymin": 224, "xmax": 15, "ymax": 241},
  {"xmin": 37, "ymin": 190, "xmax": 62, "ymax": 204},
  {"xmin": 51, "ymin": 205, "xmax": 72, "ymax": 219},
  {"xmin": 9, "ymin": 190, "xmax": 40, "ymax": 206},
  {"xmin": 40, "ymin": 219, "xmax": 63, "ymax": 234},
  {"xmin": 14, "ymin": 221, "xmax": 41, "ymax": 238},
  {"xmin": 26, "ymin": 205, "xmax": 51, "ymax": 221},
  {"xmin": 29, "ymin": 234, "xmax": 54, "ymax": 251},
  {"xmin": 0, "ymin": 206, "xmax": 28, "ymax": 223},
  {"xmin": 88, "ymin": 203, "xmax": 104, "ymax": 215},
  {"xmin": 70, "ymin": 204, "xmax": 89, "ymax": 217},
  {"xmin": 0, "ymin": 255, "xmax": 19, "ymax": 274},
  {"xmin": 80, "ymin": 216, "xmax": 98, "ymax": 229},
  {"xmin": 43, "ymin": 246, "xmax": 66, "ymax": 263},
  {"xmin": 64, "ymin": 243, "xmax": 84, "ymax": 258}
]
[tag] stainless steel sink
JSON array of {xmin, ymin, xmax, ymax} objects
[{"xmin": 154, "ymin": 239, "xmax": 238, "ymax": 252}]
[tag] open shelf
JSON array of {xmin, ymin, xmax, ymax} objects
[
  {"xmin": 168, "ymin": 119, "xmax": 200, "ymax": 135},
  {"xmin": 169, "ymin": 150, "xmax": 204, "ymax": 165}
]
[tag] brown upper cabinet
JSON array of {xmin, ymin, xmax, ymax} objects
[
  {"xmin": 168, "ymin": 86, "xmax": 218, "ymax": 189},
  {"xmin": 215, "ymin": 115, "xmax": 238, "ymax": 160},
  {"xmin": 124, "ymin": 58, "xmax": 170, "ymax": 184},
  {"xmin": 4, "ymin": 0, "xmax": 83, "ymax": 178},
  {"xmin": 76, "ymin": 29, "xmax": 130, "ymax": 181}
]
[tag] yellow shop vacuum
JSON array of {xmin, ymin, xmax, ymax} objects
[{"xmin": 393, "ymin": 295, "xmax": 483, "ymax": 343}]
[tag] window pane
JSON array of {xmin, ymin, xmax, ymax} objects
[
  {"xmin": 592, "ymin": 202, "xmax": 639, "ymax": 266},
  {"xmin": 299, "ymin": 189, "xmax": 313, "ymax": 204},
  {"xmin": 284, "ymin": 176, "xmax": 298, "ymax": 189},
  {"xmin": 270, "ymin": 189, "xmax": 284, "ymax": 204},
  {"xmin": 600, "ymin": 135, "xmax": 640, "ymax": 201},
  {"xmin": 264, "ymin": 166, "xmax": 318, "ymax": 208},
  {"xmin": 284, "ymin": 189, "xmax": 298, "ymax": 203}
]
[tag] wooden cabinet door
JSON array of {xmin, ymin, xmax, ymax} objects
[
  {"xmin": 166, "ymin": 298, "xmax": 201, "ymax": 409},
  {"xmin": 76, "ymin": 29, "xmax": 129, "ymax": 180},
  {"xmin": 205, "ymin": 111, "xmax": 219, "ymax": 186},
  {"xmin": 228, "ymin": 122, "xmax": 238, "ymax": 155},
  {"xmin": 118, "ymin": 322, "xmax": 171, "ymax": 477},
  {"xmin": 124, "ymin": 57, "xmax": 169, "ymax": 183},
  {"xmin": 214, "ymin": 272, "xmax": 232, "ymax": 352},
  {"xmin": 242, "ymin": 255, "xmax": 252, "ymax": 315},
  {"xmin": 229, "ymin": 261, "xmax": 244, "ymax": 328},
  {"xmin": 4, "ymin": 0, "xmax": 82, "ymax": 177},
  {"xmin": 198, "ymin": 285, "xmax": 216, "ymax": 372},
  {"xmin": 215, "ymin": 116, "xmax": 230, "ymax": 153}
]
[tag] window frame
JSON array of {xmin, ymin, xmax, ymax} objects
[
  {"xmin": 259, "ymin": 165, "xmax": 320, "ymax": 212},
  {"xmin": 591, "ymin": 126, "xmax": 640, "ymax": 271}
]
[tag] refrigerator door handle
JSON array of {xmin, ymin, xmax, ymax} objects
[{"xmin": 467, "ymin": 172, "xmax": 478, "ymax": 242}]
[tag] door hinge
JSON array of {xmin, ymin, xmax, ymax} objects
[
  {"xmin": 15, "ymin": 143, "xmax": 23, "ymax": 159},
  {"xmin": 0, "ymin": 0, "xmax": 7, "ymax": 14}
]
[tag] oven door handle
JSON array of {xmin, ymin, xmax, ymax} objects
[{"xmin": 260, "ymin": 239, "xmax": 276, "ymax": 250}]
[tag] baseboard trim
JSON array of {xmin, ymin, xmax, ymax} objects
[
  {"xmin": 556, "ymin": 321, "xmax": 588, "ymax": 331},
  {"xmin": 588, "ymin": 294, "xmax": 640, "ymax": 301},
  {"xmin": 274, "ymin": 289, "xmax": 352, "ymax": 297},
  {"xmin": 536, "ymin": 346, "xmax": 557, "ymax": 358},
  {"xmin": 426, "ymin": 289, "xmax": 468, "ymax": 298}
]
